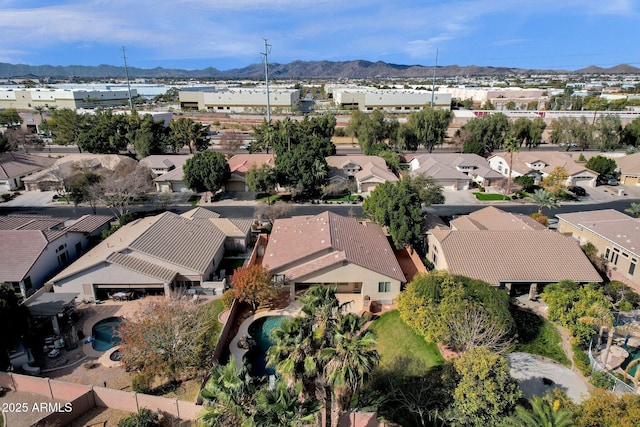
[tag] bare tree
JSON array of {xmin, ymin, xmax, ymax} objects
[
  {"xmin": 5, "ymin": 128, "xmax": 44, "ymax": 153},
  {"xmin": 446, "ymin": 305, "xmax": 514, "ymax": 353},
  {"xmin": 255, "ymin": 201, "xmax": 293, "ymax": 226},
  {"xmin": 96, "ymin": 158, "xmax": 153, "ymax": 218},
  {"xmin": 220, "ymin": 130, "xmax": 244, "ymax": 154}
]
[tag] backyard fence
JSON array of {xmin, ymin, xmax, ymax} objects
[{"xmin": 588, "ymin": 339, "xmax": 637, "ymax": 395}]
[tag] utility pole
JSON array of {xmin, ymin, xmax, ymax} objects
[
  {"xmin": 261, "ymin": 39, "xmax": 272, "ymax": 123},
  {"xmin": 122, "ymin": 46, "xmax": 133, "ymax": 110},
  {"xmin": 430, "ymin": 48, "xmax": 438, "ymax": 108}
]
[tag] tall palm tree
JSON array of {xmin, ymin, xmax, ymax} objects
[
  {"xmin": 169, "ymin": 117, "xmax": 208, "ymax": 154},
  {"xmin": 579, "ymin": 303, "xmax": 614, "ymax": 349},
  {"xmin": 503, "ymin": 136, "xmax": 520, "ymax": 195},
  {"xmin": 530, "ymin": 188, "xmax": 558, "ymax": 214},
  {"xmin": 506, "ymin": 396, "xmax": 575, "ymax": 427},
  {"xmin": 625, "ymin": 202, "xmax": 640, "ymax": 218},
  {"xmin": 323, "ymin": 313, "xmax": 380, "ymax": 427}
]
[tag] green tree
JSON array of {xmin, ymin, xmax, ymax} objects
[
  {"xmin": 246, "ymin": 164, "xmax": 277, "ymax": 202},
  {"xmin": 625, "ymin": 202, "xmax": 640, "ymax": 218},
  {"xmin": 131, "ymin": 114, "xmax": 170, "ymax": 159},
  {"xmin": 585, "ymin": 155, "xmax": 617, "ymax": 176},
  {"xmin": 406, "ymin": 107, "xmax": 453, "ymax": 152},
  {"xmin": 621, "ymin": 116, "xmax": 640, "ymax": 147},
  {"xmin": 76, "ymin": 109, "xmax": 128, "ymax": 153},
  {"xmin": 169, "ymin": 117, "xmax": 209, "ymax": 153},
  {"xmin": 363, "ymin": 180, "xmax": 423, "ymax": 249},
  {"xmin": 254, "ymin": 380, "xmax": 321, "ymax": 427},
  {"xmin": 530, "ymin": 188, "xmax": 558, "ymax": 214},
  {"xmin": 0, "ymin": 108, "xmax": 22, "ymax": 128},
  {"xmin": 594, "ymin": 114, "xmax": 622, "ymax": 151},
  {"xmin": 45, "ymin": 108, "xmax": 81, "ymax": 146},
  {"xmin": 574, "ymin": 389, "xmax": 640, "ymax": 427},
  {"xmin": 183, "ymin": 151, "xmax": 230, "ymax": 193},
  {"xmin": 448, "ymin": 348, "xmax": 522, "ymax": 426},
  {"xmin": 541, "ymin": 166, "xmax": 569, "ymax": 196},
  {"xmin": 68, "ymin": 171, "xmax": 102, "ymax": 212},
  {"xmin": 459, "ymin": 113, "xmax": 510, "ymax": 156},
  {"xmin": 0, "ymin": 131, "xmax": 15, "ymax": 152},
  {"xmin": 503, "ymin": 136, "xmax": 520, "ymax": 195}
]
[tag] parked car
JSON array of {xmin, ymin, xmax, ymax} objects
[
  {"xmin": 568, "ymin": 186, "xmax": 587, "ymax": 196},
  {"xmin": 597, "ymin": 175, "xmax": 618, "ymax": 186},
  {"xmin": 48, "ymin": 349, "xmax": 61, "ymax": 358}
]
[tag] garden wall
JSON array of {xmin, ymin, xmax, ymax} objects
[{"xmin": 0, "ymin": 372, "xmax": 200, "ymax": 424}]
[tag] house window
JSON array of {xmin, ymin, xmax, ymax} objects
[
  {"xmin": 58, "ymin": 251, "xmax": 68, "ymax": 265},
  {"xmin": 605, "ymin": 248, "xmax": 611, "ymax": 259},
  {"xmin": 23, "ymin": 276, "xmax": 32, "ymax": 291},
  {"xmin": 630, "ymin": 261, "xmax": 636, "ymax": 276},
  {"xmin": 378, "ymin": 282, "xmax": 391, "ymax": 293},
  {"xmin": 611, "ymin": 248, "xmax": 620, "ymax": 266}
]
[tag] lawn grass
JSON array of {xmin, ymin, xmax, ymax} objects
[
  {"xmin": 509, "ymin": 307, "xmax": 570, "ymax": 366},
  {"xmin": 188, "ymin": 195, "xmax": 201, "ymax": 205},
  {"xmin": 256, "ymin": 193, "xmax": 284, "ymax": 204},
  {"xmin": 473, "ymin": 192, "xmax": 511, "ymax": 201},
  {"xmin": 368, "ymin": 310, "xmax": 444, "ymax": 376},
  {"xmin": 322, "ymin": 194, "xmax": 358, "ymax": 203}
]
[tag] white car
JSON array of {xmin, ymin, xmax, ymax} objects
[{"xmin": 48, "ymin": 349, "xmax": 61, "ymax": 358}]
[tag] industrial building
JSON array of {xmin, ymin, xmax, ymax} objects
[
  {"xmin": 179, "ymin": 86, "xmax": 301, "ymax": 113},
  {"xmin": 0, "ymin": 88, "xmax": 137, "ymax": 110},
  {"xmin": 326, "ymin": 85, "xmax": 451, "ymax": 112}
]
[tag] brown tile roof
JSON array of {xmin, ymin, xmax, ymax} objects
[
  {"xmin": 615, "ymin": 152, "xmax": 640, "ymax": 174},
  {"xmin": 129, "ymin": 212, "xmax": 226, "ymax": 273},
  {"xmin": 180, "ymin": 207, "xmax": 221, "ymax": 220},
  {"xmin": 139, "ymin": 154, "xmax": 192, "ymax": 170},
  {"xmin": 490, "ymin": 151, "xmax": 596, "ymax": 177},
  {"xmin": 431, "ymin": 229, "xmax": 602, "ymax": 285},
  {"xmin": 106, "ymin": 252, "xmax": 177, "ymax": 283},
  {"xmin": 411, "ymin": 153, "xmax": 502, "ymax": 180},
  {"xmin": 0, "ymin": 152, "xmax": 55, "ymax": 179},
  {"xmin": 0, "ymin": 215, "xmax": 63, "ymax": 231},
  {"xmin": 0, "ymin": 230, "xmax": 48, "ymax": 282},
  {"xmin": 228, "ymin": 154, "xmax": 275, "ymax": 177},
  {"xmin": 557, "ymin": 210, "xmax": 640, "ymax": 257},
  {"xmin": 153, "ymin": 165, "xmax": 184, "ymax": 182},
  {"xmin": 265, "ymin": 212, "xmax": 405, "ymax": 282},
  {"xmin": 450, "ymin": 206, "xmax": 546, "ymax": 231}
]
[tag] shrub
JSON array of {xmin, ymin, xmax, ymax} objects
[
  {"xmin": 590, "ymin": 370, "xmax": 615, "ymax": 389},
  {"xmin": 131, "ymin": 371, "xmax": 153, "ymax": 393},
  {"xmin": 577, "ymin": 153, "xmax": 586, "ymax": 162},
  {"xmin": 221, "ymin": 289, "xmax": 235, "ymax": 310},
  {"xmin": 572, "ymin": 342, "xmax": 592, "ymax": 376},
  {"xmin": 117, "ymin": 408, "xmax": 161, "ymax": 427},
  {"xmin": 530, "ymin": 212, "xmax": 549, "ymax": 227}
]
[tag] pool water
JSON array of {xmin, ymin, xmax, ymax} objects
[
  {"xmin": 246, "ymin": 315, "xmax": 287, "ymax": 377},
  {"xmin": 620, "ymin": 346, "xmax": 640, "ymax": 377},
  {"xmin": 91, "ymin": 317, "xmax": 123, "ymax": 352}
]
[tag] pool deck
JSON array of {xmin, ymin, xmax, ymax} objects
[{"xmin": 230, "ymin": 301, "xmax": 302, "ymax": 371}]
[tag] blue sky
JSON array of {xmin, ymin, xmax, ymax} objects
[{"xmin": 1, "ymin": 0, "xmax": 638, "ymax": 71}]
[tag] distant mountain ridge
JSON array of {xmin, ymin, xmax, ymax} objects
[{"xmin": 0, "ymin": 60, "xmax": 638, "ymax": 80}]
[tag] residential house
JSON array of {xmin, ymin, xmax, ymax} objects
[
  {"xmin": 488, "ymin": 151, "xmax": 597, "ymax": 188},
  {"xmin": 225, "ymin": 154, "xmax": 275, "ymax": 192},
  {"xmin": 326, "ymin": 155, "xmax": 398, "ymax": 193},
  {"xmin": 22, "ymin": 154, "xmax": 127, "ymax": 192},
  {"xmin": 0, "ymin": 214, "xmax": 112, "ymax": 298},
  {"xmin": 426, "ymin": 207, "xmax": 602, "ymax": 295},
  {"xmin": 556, "ymin": 210, "xmax": 640, "ymax": 292},
  {"xmin": 262, "ymin": 211, "xmax": 406, "ymax": 310},
  {"xmin": 139, "ymin": 154, "xmax": 192, "ymax": 177},
  {"xmin": 0, "ymin": 152, "xmax": 56, "ymax": 192},
  {"xmin": 409, "ymin": 153, "xmax": 502, "ymax": 190},
  {"xmin": 614, "ymin": 152, "xmax": 640, "ymax": 186},
  {"xmin": 49, "ymin": 208, "xmax": 251, "ymax": 301}
]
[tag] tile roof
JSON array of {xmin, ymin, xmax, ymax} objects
[
  {"xmin": 0, "ymin": 215, "xmax": 63, "ymax": 231},
  {"xmin": 490, "ymin": 151, "xmax": 596, "ymax": 177},
  {"xmin": 0, "ymin": 152, "xmax": 56, "ymax": 179},
  {"xmin": 0, "ymin": 214, "xmax": 112, "ymax": 242},
  {"xmin": 139, "ymin": 154, "xmax": 192, "ymax": 170},
  {"xmin": 265, "ymin": 211, "xmax": 405, "ymax": 282},
  {"xmin": 153, "ymin": 165, "xmax": 184, "ymax": 182},
  {"xmin": 326, "ymin": 155, "xmax": 398, "ymax": 183},
  {"xmin": 0, "ymin": 230, "xmax": 48, "ymax": 282},
  {"xmin": 180, "ymin": 207, "xmax": 221, "ymax": 220},
  {"xmin": 228, "ymin": 154, "xmax": 275, "ymax": 177},
  {"xmin": 106, "ymin": 252, "xmax": 177, "ymax": 283},
  {"xmin": 129, "ymin": 213, "xmax": 226, "ymax": 273},
  {"xmin": 450, "ymin": 206, "xmax": 546, "ymax": 231},
  {"xmin": 411, "ymin": 153, "xmax": 501, "ymax": 180},
  {"xmin": 557, "ymin": 210, "xmax": 640, "ymax": 257},
  {"xmin": 614, "ymin": 152, "xmax": 640, "ymax": 174},
  {"xmin": 411, "ymin": 157, "xmax": 470, "ymax": 181},
  {"xmin": 431, "ymin": 229, "xmax": 602, "ymax": 285}
]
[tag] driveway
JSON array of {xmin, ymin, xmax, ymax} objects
[
  {"xmin": 1, "ymin": 191, "xmax": 58, "ymax": 207},
  {"xmin": 506, "ymin": 352, "xmax": 589, "ymax": 404}
]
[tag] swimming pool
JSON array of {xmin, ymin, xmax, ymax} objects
[
  {"xmin": 620, "ymin": 346, "xmax": 640, "ymax": 378},
  {"xmin": 91, "ymin": 317, "xmax": 123, "ymax": 352},
  {"xmin": 245, "ymin": 315, "xmax": 288, "ymax": 377}
]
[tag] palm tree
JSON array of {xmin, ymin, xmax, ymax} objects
[
  {"xmin": 198, "ymin": 357, "xmax": 256, "ymax": 427},
  {"xmin": 530, "ymin": 188, "xmax": 558, "ymax": 214},
  {"xmin": 323, "ymin": 313, "xmax": 380, "ymax": 427},
  {"xmin": 503, "ymin": 136, "xmax": 520, "ymax": 195},
  {"xmin": 579, "ymin": 303, "xmax": 614, "ymax": 349},
  {"xmin": 254, "ymin": 380, "xmax": 321, "ymax": 427},
  {"xmin": 506, "ymin": 396, "xmax": 574, "ymax": 427},
  {"xmin": 625, "ymin": 202, "xmax": 640, "ymax": 218},
  {"xmin": 169, "ymin": 117, "xmax": 208, "ymax": 154}
]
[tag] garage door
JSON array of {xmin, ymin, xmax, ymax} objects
[
  {"xmin": 226, "ymin": 181, "xmax": 246, "ymax": 192},
  {"xmin": 359, "ymin": 182, "xmax": 378, "ymax": 193},
  {"xmin": 622, "ymin": 175, "xmax": 639, "ymax": 186}
]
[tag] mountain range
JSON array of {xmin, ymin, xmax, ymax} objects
[{"xmin": 1, "ymin": 60, "xmax": 639, "ymax": 80}]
